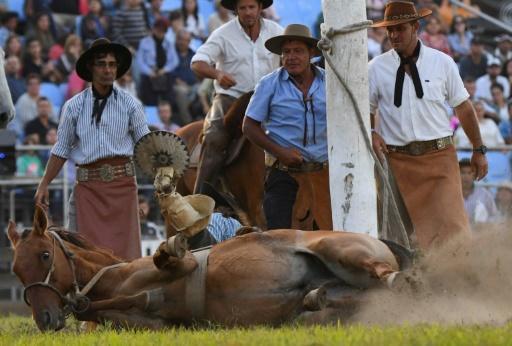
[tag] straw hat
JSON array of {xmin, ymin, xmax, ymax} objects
[
  {"xmin": 159, "ymin": 192, "xmax": 215, "ymax": 238},
  {"xmin": 265, "ymin": 24, "xmax": 321, "ymax": 56},
  {"xmin": 221, "ymin": 0, "xmax": 272, "ymax": 11},
  {"xmin": 75, "ymin": 38, "xmax": 132, "ymax": 82},
  {"xmin": 371, "ymin": 1, "xmax": 432, "ymax": 28}
]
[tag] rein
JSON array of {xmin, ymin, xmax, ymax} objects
[{"xmin": 23, "ymin": 228, "xmax": 126, "ymax": 316}]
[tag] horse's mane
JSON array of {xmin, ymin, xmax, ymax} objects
[
  {"xmin": 23, "ymin": 227, "xmax": 123, "ymax": 262},
  {"xmin": 223, "ymin": 91, "xmax": 254, "ymax": 138}
]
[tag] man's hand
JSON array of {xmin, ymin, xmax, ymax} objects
[
  {"xmin": 470, "ymin": 152, "xmax": 488, "ymax": 181},
  {"xmin": 371, "ymin": 131, "xmax": 388, "ymax": 162},
  {"xmin": 34, "ymin": 183, "xmax": 50, "ymax": 209},
  {"xmin": 276, "ymin": 147, "xmax": 303, "ymax": 167},
  {"xmin": 215, "ymin": 70, "xmax": 236, "ymax": 89}
]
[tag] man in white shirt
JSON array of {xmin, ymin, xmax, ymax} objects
[
  {"xmin": 369, "ymin": 1, "xmax": 488, "ymax": 250},
  {"xmin": 190, "ymin": 0, "xmax": 283, "ymax": 193},
  {"xmin": 475, "ymin": 56, "xmax": 510, "ymax": 103}
]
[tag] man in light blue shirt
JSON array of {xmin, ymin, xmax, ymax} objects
[{"xmin": 243, "ymin": 24, "xmax": 332, "ymax": 230}]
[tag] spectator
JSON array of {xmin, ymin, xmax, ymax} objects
[
  {"xmin": 4, "ymin": 34, "xmax": 22, "ymax": 60},
  {"xmin": 53, "ymin": 34, "xmax": 83, "ymax": 83},
  {"xmin": 111, "ymin": 0, "xmax": 149, "ymax": 53},
  {"xmin": 172, "ymin": 29, "xmax": 198, "ymax": 125},
  {"xmin": 165, "ymin": 9, "xmax": 184, "ymax": 46},
  {"xmin": 499, "ymin": 101, "xmax": 512, "ymax": 144},
  {"xmin": 26, "ymin": 12, "xmax": 57, "ymax": 59},
  {"xmin": 368, "ymin": 27, "xmax": 386, "ymax": 60},
  {"xmin": 80, "ymin": 0, "xmax": 109, "ymax": 48},
  {"xmin": 0, "ymin": 12, "xmax": 19, "ymax": 48},
  {"xmin": 23, "ymin": 0, "xmax": 52, "ymax": 27},
  {"xmin": 261, "ymin": 4, "xmax": 280, "ymax": 22},
  {"xmin": 182, "ymin": 0, "xmax": 206, "ymax": 43},
  {"xmin": 366, "ymin": 0, "xmax": 387, "ymax": 21},
  {"xmin": 494, "ymin": 181, "xmax": 512, "ymax": 223},
  {"xmin": 455, "ymin": 100, "xmax": 505, "ymax": 148},
  {"xmin": 39, "ymin": 127, "xmax": 58, "ymax": 166},
  {"xmin": 16, "ymin": 133, "xmax": 44, "ymax": 177},
  {"xmin": 138, "ymin": 194, "xmax": 162, "ymax": 239},
  {"xmin": 459, "ymin": 37, "xmax": 488, "ymax": 80},
  {"xmin": 502, "ymin": 59, "xmax": 512, "ymax": 97},
  {"xmin": 24, "ymin": 96, "xmax": 58, "ymax": 145},
  {"xmin": 489, "ymin": 83, "xmax": 509, "ymax": 123},
  {"xmin": 50, "ymin": 0, "xmax": 84, "ymax": 35},
  {"xmin": 136, "ymin": 17, "xmax": 178, "ymax": 106},
  {"xmin": 5, "ymin": 55, "xmax": 26, "ymax": 103},
  {"xmin": 475, "ymin": 57, "xmax": 510, "ymax": 103},
  {"xmin": 208, "ymin": 0, "xmax": 234, "ymax": 34},
  {"xmin": 65, "ymin": 69, "xmax": 87, "ymax": 99},
  {"xmin": 154, "ymin": 100, "xmax": 180, "ymax": 132},
  {"xmin": 460, "ymin": 158, "xmax": 498, "ymax": 225},
  {"xmin": 145, "ymin": 0, "xmax": 166, "ymax": 28},
  {"xmin": 493, "ymin": 34, "xmax": 512, "ymax": 65},
  {"xmin": 11, "ymin": 73, "xmax": 46, "ymax": 139},
  {"xmin": 447, "ymin": 15, "xmax": 472, "ymax": 62},
  {"xmin": 22, "ymin": 38, "xmax": 59, "ymax": 82},
  {"xmin": 419, "ymin": 15, "xmax": 452, "ymax": 56}
]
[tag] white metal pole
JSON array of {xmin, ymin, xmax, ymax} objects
[{"xmin": 322, "ymin": 0, "xmax": 378, "ymax": 237}]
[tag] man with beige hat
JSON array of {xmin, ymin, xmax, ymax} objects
[
  {"xmin": 369, "ymin": 1, "xmax": 487, "ymax": 249},
  {"xmin": 243, "ymin": 24, "xmax": 331, "ymax": 230}
]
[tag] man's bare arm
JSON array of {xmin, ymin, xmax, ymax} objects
[
  {"xmin": 191, "ymin": 61, "xmax": 236, "ymax": 89},
  {"xmin": 34, "ymin": 155, "xmax": 67, "ymax": 206}
]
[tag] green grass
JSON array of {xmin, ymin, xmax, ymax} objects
[{"xmin": 1, "ymin": 316, "xmax": 512, "ymax": 346}]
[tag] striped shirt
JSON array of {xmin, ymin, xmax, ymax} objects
[
  {"xmin": 52, "ymin": 86, "xmax": 150, "ymax": 165},
  {"xmin": 207, "ymin": 212, "xmax": 242, "ymax": 243},
  {"xmin": 111, "ymin": 7, "xmax": 149, "ymax": 49}
]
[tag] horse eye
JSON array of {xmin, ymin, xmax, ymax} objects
[{"xmin": 41, "ymin": 251, "xmax": 50, "ymax": 261}]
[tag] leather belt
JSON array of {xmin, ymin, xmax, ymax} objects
[
  {"xmin": 265, "ymin": 153, "xmax": 327, "ymax": 173},
  {"xmin": 386, "ymin": 136, "xmax": 453, "ymax": 156},
  {"xmin": 77, "ymin": 161, "xmax": 135, "ymax": 182}
]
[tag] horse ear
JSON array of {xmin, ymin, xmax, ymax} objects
[
  {"xmin": 33, "ymin": 204, "xmax": 48, "ymax": 236},
  {"xmin": 7, "ymin": 220, "xmax": 19, "ymax": 247}
]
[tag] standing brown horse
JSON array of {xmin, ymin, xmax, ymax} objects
[
  {"xmin": 8, "ymin": 206, "xmax": 411, "ymax": 331},
  {"xmin": 175, "ymin": 92, "xmax": 332, "ymax": 230}
]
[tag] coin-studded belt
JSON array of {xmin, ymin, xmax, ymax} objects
[
  {"xmin": 77, "ymin": 161, "xmax": 135, "ymax": 182},
  {"xmin": 386, "ymin": 136, "xmax": 453, "ymax": 156}
]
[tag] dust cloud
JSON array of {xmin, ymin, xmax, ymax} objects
[{"xmin": 351, "ymin": 223, "xmax": 512, "ymax": 325}]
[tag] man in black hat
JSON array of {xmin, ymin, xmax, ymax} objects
[
  {"xmin": 35, "ymin": 38, "xmax": 150, "ymax": 261},
  {"xmin": 190, "ymin": 0, "xmax": 283, "ymax": 194}
]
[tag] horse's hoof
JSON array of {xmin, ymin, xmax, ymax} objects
[
  {"xmin": 165, "ymin": 233, "xmax": 188, "ymax": 258},
  {"xmin": 303, "ymin": 286, "xmax": 327, "ymax": 311},
  {"xmin": 387, "ymin": 271, "xmax": 422, "ymax": 294}
]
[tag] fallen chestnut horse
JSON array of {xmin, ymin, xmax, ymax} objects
[{"xmin": 8, "ymin": 206, "xmax": 411, "ymax": 331}]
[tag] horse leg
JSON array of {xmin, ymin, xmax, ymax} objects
[
  {"xmin": 308, "ymin": 238, "xmax": 399, "ymax": 289},
  {"xmin": 96, "ymin": 310, "xmax": 168, "ymax": 330}
]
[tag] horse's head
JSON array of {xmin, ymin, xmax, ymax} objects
[{"xmin": 7, "ymin": 205, "xmax": 75, "ymax": 331}]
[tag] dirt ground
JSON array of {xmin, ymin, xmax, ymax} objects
[{"xmin": 351, "ymin": 223, "xmax": 512, "ymax": 325}]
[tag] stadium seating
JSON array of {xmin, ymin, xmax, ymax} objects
[{"xmin": 144, "ymin": 106, "xmax": 159, "ymax": 126}]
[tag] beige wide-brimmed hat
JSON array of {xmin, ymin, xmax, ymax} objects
[
  {"xmin": 498, "ymin": 181, "xmax": 512, "ymax": 192},
  {"xmin": 371, "ymin": 1, "xmax": 432, "ymax": 28},
  {"xmin": 221, "ymin": 0, "xmax": 272, "ymax": 11},
  {"xmin": 76, "ymin": 38, "xmax": 132, "ymax": 82},
  {"xmin": 265, "ymin": 24, "xmax": 321, "ymax": 56},
  {"xmin": 159, "ymin": 192, "xmax": 215, "ymax": 238}
]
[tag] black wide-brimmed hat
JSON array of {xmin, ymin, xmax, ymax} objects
[
  {"xmin": 265, "ymin": 24, "xmax": 321, "ymax": 56},
  {"xmin": 75, "ymin": 38, "xmax": 132, "ymax": 82},
  {"xmin": 371, "ymin": 1, "xmax": 432, "ymax": 28},
  {"xmin": 221, "ymin": 0, "xmax": 272, "ymax": 11}
]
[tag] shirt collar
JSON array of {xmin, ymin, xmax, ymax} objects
[
  {"xmin": 280, "ymin": 65, "xmax": 324, "ymax": 82},
  {"xmin": 391, "ymin": 40, "xmax": 425, "ymax": 65}
]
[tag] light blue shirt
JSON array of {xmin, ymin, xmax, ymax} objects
[
  {"xmin": 135, "ymin": 35, "xmax": 179, "ymax": 76},
  {"xmin": 245, "ymin": 66, "xmax": 328, "ymax": 162},
  {"xmin": 207, "ymin": 212, "xmax": 241, "ymax": 242},
  {"xmin": 52, "ymin": 86, "xmax": 150, "ymax": 165}
]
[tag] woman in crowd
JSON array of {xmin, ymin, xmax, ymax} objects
[
  {"xmin": 4, "ymin": 34, "xmax": 22, "ymax": 59},
  {"xmin": 22, "ymin": 37, "xmax": 58, "ymax": 82},
  {"xmin": 447, "ymin": 15, "xmax": 473, "ymax": 62},
  {"xmin": 54, "ymin": 34, "xmax": 82, "ymax": 84},
  {"xmin": 26, "ymin": 12, "xmax": 56, "ymax": 59},
  {"xmin": 181, "ymin": 0, "xmax": 206, "ymax": 42},
  {"xmin": 419, "ymin": 14, "xmax": 452, "ymax": 56}
]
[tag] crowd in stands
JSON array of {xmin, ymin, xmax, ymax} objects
[{"xmin": 1, "ymin": 0, "xmax": 511, "ymax": 227}]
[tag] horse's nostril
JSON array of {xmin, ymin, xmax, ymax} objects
[{"xmin": 43, "ymin": 310, "xmax": 52, "ymax": 327}]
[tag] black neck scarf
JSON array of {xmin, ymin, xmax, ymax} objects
[
  {"xmin": 394, "ymin": 41, "xmax": 423, "ymax": 107},
  {"xmin": 91, "ymin": 86, "xmax": 113, "ymax": 126},
  {"xmin": 154, "ymin": 35, "xmax": 166, "ymax": 69}
]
